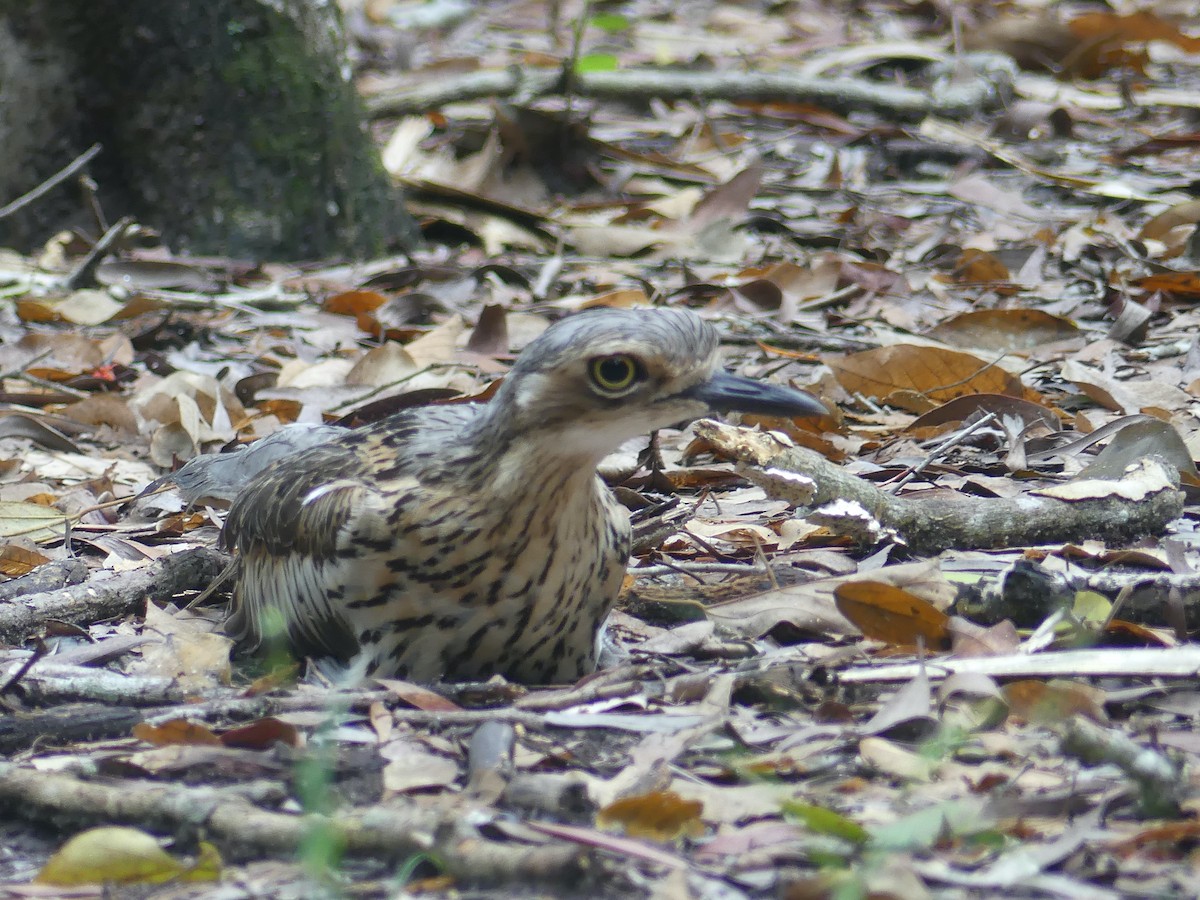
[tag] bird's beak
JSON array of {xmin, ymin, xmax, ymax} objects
[{"xmin": 684, "ymin": 370, "xmax": 827, "ymax": 418}]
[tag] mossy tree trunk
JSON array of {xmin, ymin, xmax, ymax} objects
[{"xmin": 0, "ymin": 0, "xmax": 417, "ymax": 261}]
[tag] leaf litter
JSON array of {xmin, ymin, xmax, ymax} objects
[{"xmin": 3, "ymin": 1, "xmax": 1200, "ymax": 898}]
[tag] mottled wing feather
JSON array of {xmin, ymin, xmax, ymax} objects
[
  {"xmin": 222, "ymin": 432, "xmax": 383, "ymax": 655},
  {"xmin": 223, "ymin": 406, "xmax": 481, "ymax": 663}
]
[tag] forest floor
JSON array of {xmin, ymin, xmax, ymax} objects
[{"xmin": 3, "ymin": 1, "xmax": 1200, "ymax": 897}]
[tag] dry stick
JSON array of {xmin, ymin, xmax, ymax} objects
[
  {"xmin": 0, "ymin": 144, "xmax": 102, "ymax": 220},
  {"xmin": 0, "ymin": 546, "xmax": 228, "ymax": 644},
  {"xmin": 0, "ymin": 558, "xmax": 87, "ymax": 602},
  {"xmin": 1057, "ymin": 716, "xmax": 1181, "ymax": 816},
  {"xmin": 0, "ymin": 762, "xmax": 585, "ymax": 882},
  {"xmin": 64, "ymin": 214, "xmax": 135, "ymax": 290},
  {"xmin": 696, "ymin": 421, "xmax": 1185, "ymax": 554},
  {"xmin": 559, "ymin": 0, "xmax": 591, "ymax": 124},
  {"xmin": 888, "ymin": 411, "xmax": 998, "ymax": 493},
  {"xmin": 365, "ymin": 66, "xmax": 1010, "ymax": 121}
]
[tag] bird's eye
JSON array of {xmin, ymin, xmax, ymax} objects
[{"xmin": 588, "ymin": 355, "xmax": 642, "ymax": 395}]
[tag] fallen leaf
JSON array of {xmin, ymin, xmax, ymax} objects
[
  {"xmin": 834, "ymin": 582, "xmax": 951, "ymax": 650},
  {"xmin": 36, "ymin": 827, "xmax": 219, "ymax": 886},
  {"xmin": 597, "ymin": 790, "xmax": 705, "ymax": 841}
]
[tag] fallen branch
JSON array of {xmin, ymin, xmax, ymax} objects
[
  {"xmin": 365, "ymin": 62, "xmax": 1011, "ymax": 122},
  {"xmin": 0, "ymin": 144, "xmax": 102, "ymax": 220},
  {"xmin": 2, "ymin": 662, "xmax": 205, "ymax": 707},
  {"xmin": 0, "ymin": 558, "xmax": 87, "ymax": 601},
  {"xmin": 0, "ymin": 703, "xmax": 146, "ymax": 755},
  {"xmin": 1058, "ymin": 716, "xmax": 1182, "ymax": 817},
  {"xmin": 837, "ymin": 645, "xmax": 1200, "ymax": 684},
  {"xmin": 0, "ymin": 763, "xmax": 586, "ymax": 883},
  {"xmin": 697, "ymin": 422, "xmax": 1184, "ymax": 554},
  {"xmin": 0, "ymin": 547, "xmax": 229, "ymax": 644}
]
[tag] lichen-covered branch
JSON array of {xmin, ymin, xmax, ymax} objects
[
  {"xmin": 365, "ymin": 63, "xmax": 1011, "ymax": 122},
  {"xmin": 697, "ymin": 421, "xmax": 1185, "ymax": 554}
]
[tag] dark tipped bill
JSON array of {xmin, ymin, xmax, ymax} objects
[{"xmin": 686, "ymin": 370, "xmax": 827, "ymax": 418}]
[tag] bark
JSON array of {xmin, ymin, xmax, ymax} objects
[
  {"xmin": 696, "ymin": 421, "xmax": 1185, "ymax": 554},
  {"xmin": 0, "ymin": 0, "xmax": 417, "ymax": 260},
  {"xmin": 0, "ymin": 547, "xmax": 228, "ymax": 645}
]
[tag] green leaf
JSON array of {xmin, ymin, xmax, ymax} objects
[
  {"xmin": 575, "ymin": 53, "xmax": 618, "ymax": 73},
  {"xmin": 1072, "ymin": 590, "xmax": 1111, "ymax": 623},
  {"xmin": 590, "ymin": 13, "xmax": 630, "ymax": 33},
  {"xmin": 869, "ymin": 799, "xmax": 995, "ymax": 852},
  {"xmin": 781, "ymin": 801, "xmax": 869, "ymax": 845},
  {"xmin": 869, "ymin": 806, "xmax": 948, "ymax": 852}
]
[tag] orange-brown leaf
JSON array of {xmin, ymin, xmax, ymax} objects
[
  {"xmin": 133, "ymin": 719, "xmax": 222, "ymax": 747},
  {"xmin": 1001, "ymin": 679, "xmax": 1108, "ymax": 724},
  {"xmin": 219, "ymin": 717, "xmax": 300, "ymax": 750},
  {"xmin": 834, "ymin": 582, "xmax": 951, "ymax": 650},
  {"xmin": 597, "ymin": 791, "xmax": 705, "ymax": 842},
  {"xmin": 323, "ymin": 289, "xmax": 388, "ymax": 316},
  {"xmin": 827, "ymin": 345, "xmax": 1025, "ymax": 406},
  {"xmin": 1136, "ymin": 271, "xmax": 1200, "ymax": 298},
  {"xmin": 0, "ymin": 544, "xmax": 50, "ymax": 577}
]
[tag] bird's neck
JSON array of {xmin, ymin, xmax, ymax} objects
[{"xmin": 463, "ymin": 405, "xmax": 608, "ymax": 501}]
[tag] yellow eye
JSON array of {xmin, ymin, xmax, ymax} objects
[{"xmin": 588, "ymin": 355, "xmax": 641, "ymax": 394}]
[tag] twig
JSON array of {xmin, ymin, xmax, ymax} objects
[
  {"xmin": 64, "ymin": 215, "xmax": 135, "ymax": 290},
  {"xmin": 0, "ymin": 546, "xmax": 228, "ymax": 644},
  {"xmin": 0, "ymin": 558, "xmax": 87, "ymax": 601},
  {"xmin": 365, "ymin": 66, "xmax": 1011, "ymax": 122},
  {"xmin": 560, "ymin": 0, "xmax": 591, "ymax": 123},
  {"xmin": 0, "ymin": 144, "xmax": 102, "ymax": 220},
  {"xmin": 888, "ymin": 411, "xmax": 998, "ymax": 492},
  {"xmin": 633, "ymin": 560, "xmax": 768, "ymax": 578},
  {"xmin": 0, "ymin": 641, "xmax": 46, "ymax": 699},
  {"xmin": 1057, "ymin": 716, "xmax": 1182, "ymax": 816},
  {"xmin": 837, "ymin": 645, "xmax": 1200, "ymax": 684},
  {"xmin": 0, "ymin": 762, "xmax": 587, "ymax": 881}
]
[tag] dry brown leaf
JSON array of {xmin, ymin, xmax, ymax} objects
[
  {"xmin": 1139, "ymin": 199, "xmax": 1200, "ymax": 241},
  {"xmin": 1002, "ymin": 679, "xmax": 1108, "ymax": 724},
  {"xmin": 376, "ymin": 678, "xmax": 463, "ymax": 711},
  {"xmin": 132, "ymin": 719, "xmax": 223, "ymax": 747},
  {"xmin": 465, "ymin": 304, "xmax": 509, "ymax": 354},
  {"xmin": 908, "ymin": 393, "xmax": 1060, "ymax": 434},
  {"xmin": 597, "ymin": 790, "xmax": 705, "ymax": 842},
  {"xmin": 0, "ymin": 544, "xmax": 50, "ymax": 576},
  {"xmin": 380, "ymin": 739, "xmax": 458, "ymax": 794},
  {"xmin": 945, "ymin": 248, "xmax": 1010, "ymax": 284},
  {"xmin": 323, "ymin": 289, "xmax": 388, "ymax": 317},
  {"xmin": 218, "ymin": 717, "xmax": 301, "ymax": 750},
  {"xmin": 926, "ymin": 309, "xmax": 1080, "ymax": 353},
  {"xmin": 580, "ymin": 288, "xmax": 651, "ymax": 309},
  {"xmin": 947, "ymin": 618, "xmax": 1021, "ymax": 658},
  {"xmin": 1069, "ymin": 11, "xmax": 1200, "ymax": 55},
  {"xmin": 827, "ymin": 345, "xmax": 1026, "ymax": 408},
  {"xmin": 835, "ymin": 582, "xmax": 951, "ymax": 651},
  {"xmin": 1136, "ymin": 271, "xmax": 1200, "ymax": 298},
  {"xmin": 965, "ymin": 12, "xmax": 1078, "ymax": 73}
]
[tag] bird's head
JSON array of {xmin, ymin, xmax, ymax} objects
[{"xmin": 487, "ymin": 307, "xmax": 825, "ymax": 461}]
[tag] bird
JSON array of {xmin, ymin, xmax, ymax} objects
[
  {"xmin": 221, "ymin": 306, "xmax": 826, "ymax": 684},
  {"xmin": 140, "ymin": 423, "xmax": 345, "ymax": 505}
]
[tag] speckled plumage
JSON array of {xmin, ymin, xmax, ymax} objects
[{"xmin": 222, "ymin": 307, "xmax": 824, "ymax": 683}]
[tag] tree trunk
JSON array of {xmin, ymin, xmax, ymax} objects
[{"xmin": 0, "ymin": 0, "xmax": 417, "ymax": 261}]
